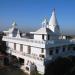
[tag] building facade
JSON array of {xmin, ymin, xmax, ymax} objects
[{"xmin": 2, "ymin": 9, "xmax": 75, "ymax": 75}]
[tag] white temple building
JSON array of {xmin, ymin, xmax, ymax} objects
[{"xmin": 2, "ymin": 9, "xmax": 75, "ymax": 75}]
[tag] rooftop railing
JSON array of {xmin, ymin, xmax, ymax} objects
[
  {"xmin": 3, "ymin": 36, "xmax": 73, "ymax": 46},
  {"xmin": 3, "ymin": 36, "xmax": 45, "ymax": 44}
]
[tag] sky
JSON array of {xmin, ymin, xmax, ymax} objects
[{"xmin": 0, "ymin": 0, "xmax": 75, "ymax": 34}]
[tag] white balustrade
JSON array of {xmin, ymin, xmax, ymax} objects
[
  {"xmin": 7, "ymin": 48, "xmax": 44, "ymax": 61},
  {"xmin": 3, "ymin": 36, "xmax": 45, "ymax": 44}
]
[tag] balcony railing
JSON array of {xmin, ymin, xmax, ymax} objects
[{"xmin": 7, "ymin": 48, "xmax": 44, "ymax": 61}]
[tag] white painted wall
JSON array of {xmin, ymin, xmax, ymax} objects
[
  {"xmin": 44, "ymin": 35, "xmax": 47, "ymax": 40},
  {"xmin": 3, "ymin": 36, "xmax": 45, "ymax": 48},
  {"xmin": 31, "ymin": 47, "xmax": 42, "ymax": 57},
  {"xmin": 16, "ymin": 44, "xmax": 20, "ymax": 51},
  {"xmin": 49, "ymin": 25, "xmax": 55, "ymax": 32},
  {"xmin": 8, "ymin": 33, "xmax": 13, "ymax": 37},
  {"xmin": 23, "ymin": 45, "xmax": 28, "ymax": 53},
  {"xmin": 8, "ymin": 42, "xmax": 14, "ymax": 49},
  {"xmin": 34, "ymin": 35, "xmax": 42, "ymax": 40}
]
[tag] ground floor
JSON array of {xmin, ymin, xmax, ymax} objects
[
  {"xmin": 1, "ymin": 55, "xmax": 75, "ymax": 75},
  {"xmin": 0, "ymin": 53, "xmax": 42, "ymax": 75},
  {"xmin": 0, "ymin": 65, "xmax": 27, "ymax": 75},
  {"xmin": 5, "ymin": 54, "xmax": 44, "ymax": 75},
  {"xmin": 6, "ymin": 44, "xmax": 75, "ymax": 75}
]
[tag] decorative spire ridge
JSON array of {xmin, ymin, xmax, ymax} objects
[
  {"xmin": 42, "ymin": 17, "xmax": 49, "ymax": 28},
  {"xmin": 16, "ymin": 29, "xmax": 21, "ymax": 38},
  {"xmin": 49, "ymin": 9, "xmax": 58, "ymax": 26}
]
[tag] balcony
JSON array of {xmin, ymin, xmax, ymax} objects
[
  {"xmin": 7, "ymin": 48, "xmax": 44, "ymax": 61},
  {"xmin": 2, "ymin": 36, "xmax": 46, "ymax": 48}
]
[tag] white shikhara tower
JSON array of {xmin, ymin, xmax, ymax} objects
[
  {"xmin": 3, "ymin": 9, "xmax": 75, "ymax": 75},
  {"xmin": 48, "ymin": 9, "xmax": 60, "ymax": 33}
]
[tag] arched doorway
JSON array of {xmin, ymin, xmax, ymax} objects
[{"xmin": 18, "ymin": 58, "xmax": 24, "ymax": 65}]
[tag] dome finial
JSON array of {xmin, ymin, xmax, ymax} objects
[
  {"xmin": 53, "ymin": 8, "xmax": 55, "ymax": 11},
  {"xmin": 42, "ymin": 17, "xmax": 48, "ymax": 28},
  {"xmin": 12, "ymin": 21, "xmax": 17, "ymax": 28}
]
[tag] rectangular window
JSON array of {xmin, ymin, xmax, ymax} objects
[
  {"xmin": 42, "ymin": 34, "xmax": 44, "ymax": 40},
  {"xmin": 63, "ymin": 47, "xmax": 65, "ymax": 52},
  {"xmin": 28, "ymin": 46, "xmax": 31, "ymax": 54},
  {"xmin": 14, "ymin": 43, "xmax": 16, "ymax": 50},
  {"xmin": 20, "ymin": 44, "xmax": 23, "ymax": 52},
  {"xmin": 48, "ymin": 35, "xmax": 50, "ymax": 40},
  {"xmin": 39, "ymin": 54, "xmax": 44, "ymax": 58},
  {"xmin": 56, "ymin": 48, "xmax": 59, "ymax": 54},
  {"xmin": 41, "ymin": 48, "xmax": 44, "ymax": 53},
  {"xmin": 49, "ymin": 50, "xmax": 53, "ymax": 55}
]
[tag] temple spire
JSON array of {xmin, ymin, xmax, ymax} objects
[
  {"xmin": 48, "ymin": 9, "xmax": 60, "ymax": 33},
  {"xmin": 49, "ymin": 9, "xmax": 58, "ymax": 26}
]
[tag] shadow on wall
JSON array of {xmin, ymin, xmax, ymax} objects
[
  {"xmin": 0, "ymin": 32, "xmax": 7, "ymax": 54},
  {"xmin": 45, "ymin": 56, "xmax": 75, "ymax": 75}
]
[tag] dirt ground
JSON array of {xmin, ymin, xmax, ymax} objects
[{"xmin": 0, "ymin": 65, "xmax": 27, "ymax": 75}]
